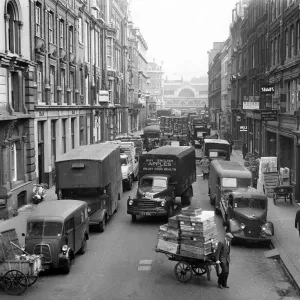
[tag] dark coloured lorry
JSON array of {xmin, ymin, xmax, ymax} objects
[
  {"xmin": 55, "ymin": 143, "xmax": 123, "ymax": 232},
  {"xmin": 127, "ymin": 146, "xmax": 196, "ymax": 222}
]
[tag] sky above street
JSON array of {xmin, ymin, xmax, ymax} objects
[{"xmin": 130, "ymin": 0, "xmax": 238, "ymax": 80}]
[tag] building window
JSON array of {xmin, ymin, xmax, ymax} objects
[
  {"xmin": 96, "ymin": 31, "xmax": 100, "ymax": 67},
  {"xmin": 80, "ymin": 116, "xmax": 85, "ymax": 145},
  {"xmin": 48, "ymin": 12, "xmax": 54, "ymax": 43},
  {"xmin": 78, "ymin": 17, "xmax": 83, "ymax": 44},
  {"xmin": 107, "ymin": 38, "xmax": 112, "ymax": 68},
  {"xmin": 62, "ymin": 119, "xmax": 67, "ymax": 153},
  {"xmin": 68, "ymin": 0, "xmax": 74, "ymax": 8},
  {"xmin": 85, "ymin": 75, "xmax": 89, "ymax": 104},
  {"xmin": 70, "ymin": 72, "xmax": 75, "ymax": 104},
  {"xmin": 71, "ymin": 118, "xmax": 75, "ymax": 149},
  {"xmin": 297, "ymin": 22, "xmax": 300, "ymax": 54},
  {"xmin": 291, "ymin": 26, "xmax": 295, "ymax": 57},
  {"xmin": 59, "ymin": 20, "xmax": 64, "ymax": 48},
  {"xmin": 61, "ymin": 69, "xmax": 66, "ymax": 103},
  {"xmin": 69, "ymin": 26, "xmax": 73, "ymax": 53},
  {"xmin": 285, "ymin": 29, "xmax": 289, "ymax": 59},
  {"xmin": 91, "ymin": 29, "xmax": 95, "ymax": 65},
  {"xmin": 50, "ymin": 66, "xmax": 55, "ymax": 103},
  {"xmin": 11, "ymin": 142, "xmax": 17, "ymax": 181},
  {"xmin": 11, "ymin": 72, "xmax": 20, "ymax": 112},
  {"xmin": 37, "ymin": 62, "xmax": 43, "ymax": 102},
  {"xmin": 84, "ymin": 22, "xmax": 89, "ymax": 62},
  {"xmin": 35, "ymin": 4, "xmax": 41, "ymax": 37},
  {"xmin": 51, "ymin": 120, "xmax": 56, "ymax": 167},
  {"xmin": 6, "ymin": 2, "xmax": 21, "ymax": 54}
]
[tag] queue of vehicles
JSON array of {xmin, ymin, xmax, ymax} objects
[{"xmin": 19, "ymin": 109, "xmax": 273, "ymax": 279}]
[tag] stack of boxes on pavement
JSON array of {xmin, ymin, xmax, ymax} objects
[
  {"xmin": 279, "ymin": 167, "xmax": 290, "ymax": 186},
  {"xmin": 156, "ymin": 207, "xmax": 218, "ymax": 259}
]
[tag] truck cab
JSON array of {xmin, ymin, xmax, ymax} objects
[
  {"xmin": 128, "ymin": 174, "xmax": 175, "ymax": 222},
  {"xmin": 221, "ymin": 189, "xmax": 274, "ymax": 244}
]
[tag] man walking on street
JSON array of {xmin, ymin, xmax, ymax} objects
[{"xmin": 215, "ymin": 233, "xmax": 234, "ymax": 289}]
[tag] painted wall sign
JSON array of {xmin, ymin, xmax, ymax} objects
[
  {"xmin": 261, "ymin": 85, "xmax": 275, "ymax": 94},
  {"xmin": 261, "ymin": 110, "xmax": 278, "ymax": 121}
]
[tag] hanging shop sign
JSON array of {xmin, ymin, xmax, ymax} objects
[
  {"xmin": 243, "ymin": 96, "xmax": 260, "ymax": 110},
  {"xmin": 240, "ymin": 125, "xmax": 248, "ymax": 132},
  {"xmin": 261, "ymin": 85, "xmax": 275, "ymax": 94},
  {"xmin": 261, "ymin": 110, "xmax": 278, "ymax": 121}
]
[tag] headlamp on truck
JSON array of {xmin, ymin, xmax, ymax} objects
[
  {"xmin": 128, "ymin": 197, "xmax": 134, "ymax": 205},
  {"xmin": 261, "ymin": 224, "xmax": 267, "ymax": 231},
  {"xmin": 160, "ymin": 200, "xmax": 166, "ymax": 207},
  {"xmin": 62, "ymin": 245, "xmax": 68, "ymax": 254},
  {"xmin": 240, "ymin": 223, "xmax": 246, "ymax": 230}
]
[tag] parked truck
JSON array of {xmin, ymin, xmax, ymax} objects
[
  {"xmin": 55, "ymin": 143, "xmax": 123, "ymax": 232},
  {"xmin": 127, "ymin": 146, "xmax": 196, "ymax": 222},
  {"xmin": 143, "ymin": 124, "xmax": 161, "ymax": 151},
  {"xmin": 106, "ymin": 141, "xmax": 139, "ymax": 191}
]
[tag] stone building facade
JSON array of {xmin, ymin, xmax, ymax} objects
[
  {"xmin": 0, "ymin": 0, "xmax": 36, "ymax": 219},
  {"xmin": 208, "ymin": 0, "xmax": 300, "ymax": 202},
  {"xmin": 127, "ymin": 23, "xmax": 149, "ymax": 131}
]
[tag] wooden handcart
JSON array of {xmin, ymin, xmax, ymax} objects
[
  {"xmin": 273, "ymin": 185, "xmax": 294, "ymax": 206},
  {"xmin": 0, "ymin": 229, "xmax": 42, "ymax": 295},
  {"xmin": 155, "ymin": 247, "xmax": 218, "ymax": 283}
]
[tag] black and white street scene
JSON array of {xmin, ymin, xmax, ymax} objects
[{"xmin": 0, "ymin": 0, "xmax": 300, "ymax": 299}]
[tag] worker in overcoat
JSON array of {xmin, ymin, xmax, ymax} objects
[{"xmin": 215, "ymin": 232, "xmax": 234, "ymax": 289}]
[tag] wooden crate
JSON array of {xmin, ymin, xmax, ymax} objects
[
  {"xmin": 263, "ymin": 172, "xmax": 279, "ymax": 193},
  {"xmin": 0, "ymin": 229, "xmax": 22, "ymax": 261}
]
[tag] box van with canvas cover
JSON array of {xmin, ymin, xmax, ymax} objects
[
  {"xmin": 208, "ymin": 160, "xmax": 252, "ymax": 214},
  {"xmin": 55, "ymin": 143, "xmax": 122, "ymax": 233},
  {"xmin": 203, "ymin": 139, "xmax": 230, "ymax": 161}
]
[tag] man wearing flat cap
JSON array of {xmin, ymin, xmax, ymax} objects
[{"xmin": 215, "ymin": 233, "xmax": 234, "ymax": 289}]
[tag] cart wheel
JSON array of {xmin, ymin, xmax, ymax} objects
[
  {"xmin": 3, "ymin": 270, "xmax": 28, "ymax": 295},
  {"xmin": 27, "ymin": 275, "xmax": 38, "ymax": 286},
  {"xmin": 192, "ymin": 265, "xmax": 207, "ymax": 276},
  {"xmin": 174, "ymin": 262, "xmax": 192, "ymax": 283},
  {"xmin": 273, "ymin": 194, "xmax": 277, "ymax": 206}
]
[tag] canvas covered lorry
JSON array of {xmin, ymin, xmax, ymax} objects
[
  {"xmin": 55, "ymin": 143, "xmax": 123, "ymax": 232},
  {"xmin": 127, "ymin": 146, "xmax": 196, "ymax": 222}
]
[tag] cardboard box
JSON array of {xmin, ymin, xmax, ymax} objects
[
  {"xmin": 157, "ymin": 239, "xmax": 179, "ymax": 254},
  {"xmin": 168, "ymin": 216, "xmax": 180, "ymax": 229},
  {"xmin": 181, "ymin": 207, "xmax": 202, "ymax": 216}
]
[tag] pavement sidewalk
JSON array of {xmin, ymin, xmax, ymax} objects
[{"xmin": 231, "ymin": 150, "xmax": 300, "ymax": 293}]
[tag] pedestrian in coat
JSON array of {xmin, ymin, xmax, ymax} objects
[
  {"xmin": 242, "ymin": 142, "xmax": 248, "ymax": 159},
  {"xmin": 215, "ymin": 232, "xmax": 234, "ymax": 289},
  {"xmin": 295, "ymin": 210, "xmax": 300, "ymax": 236}
]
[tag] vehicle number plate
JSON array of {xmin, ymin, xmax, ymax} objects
[{"xmin": 141, "ymin": 212, "xmax": 152, "ymax": 216}]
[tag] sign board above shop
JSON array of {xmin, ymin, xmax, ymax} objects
[
  {"xmin": 261, "ymin": 85, "xmax": 275, "ymax": 94},
  {"xmin": 261, "ymin": 110, "xmax": 278, "ymax": 121},
  {"xmin": 243, "ymin": 96, "xmax": 260, "ymax": 110}
]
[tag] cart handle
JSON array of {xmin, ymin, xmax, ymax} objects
[{"xmin": 10, "ymin": 241, "xmax": 30, "ymax": 256}]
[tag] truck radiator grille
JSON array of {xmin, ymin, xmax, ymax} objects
[
  {"xmin": 137, "ymin": 200, "xmax": 156, "ymax": 208},
  {"xmin": 33, "ymin": 244, "xmax": 52, "ymax": 263}
]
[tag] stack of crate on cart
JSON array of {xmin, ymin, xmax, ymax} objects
[{"xmin": 156, "ymin": 207, "xmax": 218, "ymax": 259}]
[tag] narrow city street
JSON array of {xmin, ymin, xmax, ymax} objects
[{"xmin": 1, "ymin": 163, "xmax": 298, "ymax": 300}]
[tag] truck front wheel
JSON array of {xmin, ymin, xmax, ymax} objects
[{"xmin": 98, "ymin": 216, "xmax": 106, "ymax": 233}]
